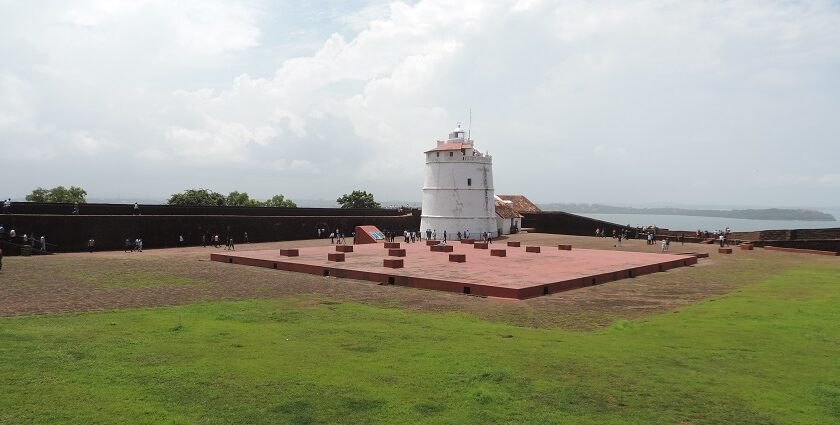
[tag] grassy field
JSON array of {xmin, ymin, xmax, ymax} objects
[{"xmin": 2, "ymin": 264, "xmax": 839, "ymax": 424}]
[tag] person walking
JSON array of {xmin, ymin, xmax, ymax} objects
[
  {"xmin": 73, "ymin": 202, "xmax": 79, "ymax": 215},
  {"xmin": 40, "ymin": 235, "xmax": 46, "ymax": 252},
  {"xmin": 330, "ymin": 232, "xmax": 335, "ymax": 244},
  {"xmin": 88, "ymin": 238, "xmax": 95, "ymax": 253},
  {"xmin": 133, "ymin": 202, "xmax": 140, "ymax": 215},
  {"xmin": 3, "ymin": 198, "xmax": 10, "ymax": 214},
  {"xmin": 719, "ymin": 234, "xmax": 725, "ymax": 247},
  {"xmin": 178, "ymin": 235, "xmax": 184, "ymax": 247},
  {"xmin": 125, "ymin": 238, "xmax": 132, "ymax": 252},
  {"xmin": 244, "ymin": 232, "xmax": 249, "ymax": 243},
  {"xmin": 228, "ymin": 237, "xmax": 235, "ymax": 251},
  {"xmin": 443, "ymin": 230, "xmax": 447, "ymax": 243},
  {"xmin": 137, "ymin": 238, "xmax": 143, "ymax": 252}
]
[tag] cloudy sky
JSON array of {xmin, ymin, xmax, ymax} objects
[{"xmin": 2, "ymin": 0, "xmax": 839, "ymax": 207}]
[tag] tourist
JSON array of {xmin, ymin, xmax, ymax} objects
[
  {"xmin": 719, "ymin": 234, "xmax": 725, "ymax": 247},
  {"xmin": 661, "ymin": 238, "xmax": 668, "ymax": 252},
  {"xmin": 457, "ymin": 231, "xmax": 462, "ymax": 240},
  {"xmin": 432, "ymin": 230, "xmax": 436, "ymax": 240},
  {"xmin": 178, "ymin": 235, "xmax": 184, "ymax": 246},
  {"xmin": 488, "ymin": 233, "xmax": 492, "ymax": 244},
  {"xmin": 443, "ymin": 230, "xmax": 447, "ymax": 243},
  {"xmin": 40, "ymin": 235, "xmax": 46, "ymax": 252},
  {"xmin": 201, "ymin": 234, "xmax": 206, "ymax": 247},
  {"xmin": 213, "ymin": 234, "xmax": 220, "ymax": 248},
  {"xmin": 73, "ymin": 202, "xmax": 79, "ymax": 215},
  {"xmin": 3, "ymin": 198, "xmax": 10, "ymax": 214},
  {"xmin": 352, "ymin": 231, "xmax": 356, "ymax": 244},
  {"xmin": 88, "ymin": 238, "xmax": 95, "ymax": 253},
  {"xmin": 133, "ymin": 202, "xmax": 140, "ymax": 215},
  {"xmin": 426, "ymin": 229, "xmax": 432, "ymax": 240},
  {"xmin": 136, "ymin": 238, "xmax": 143, "ymax": 252},
  {"xmin": 125, "ymin": 238, "xmax": 132, "ymax": 252},
  {"xmin": 228, "ymin": 237, "xmax": 235, "ymax": 251},
  {"xmin": 330, "ymin": 232, "xmax": 335, "ymax": 244},
  {"xmin": 595, "ymin": 228, "xmax": 600, "ymax": 238},
  {"xmin": 244, "ymin": 232, "xmax": 249, "ymax": 243}
]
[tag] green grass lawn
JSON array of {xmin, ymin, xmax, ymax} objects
[{"xmin": 2, "ymin": 266, "xmax": 839, "ymax": 424}]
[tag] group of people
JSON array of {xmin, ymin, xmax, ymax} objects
[
  {"xmin": 124, "ymin": 238, "xmax": 144, "ymax": 252},
  {"xmin": 0, "ymin": 225, "xmax": 50, "ymax": 252},
  {"xmin": 593, "ymin": 226, "xmax": 688, "ymax": 251}
]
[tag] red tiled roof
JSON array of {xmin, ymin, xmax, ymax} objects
[
  {"xmin": 495, "ymin": 200, "xmax": 523, "ymax": 219},
  {"xmin": 496, "ymin": 195, "xmax": 541, "ymax": 213},
  {"xmin": 425, "ymin": 142, "xmax": 471, "ymax": 153}
]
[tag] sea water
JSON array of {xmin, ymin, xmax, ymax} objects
[{"xmin": 576, "ymin": 210, "xmax": 840, "ymax": 232}]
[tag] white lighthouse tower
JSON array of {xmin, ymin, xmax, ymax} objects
[{"xmin": 420, "ymin": 124, "xmax": 497, "ymax": 239}]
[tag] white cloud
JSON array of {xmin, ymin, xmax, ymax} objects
[{"xmin": 1, "ymin": 0, "xmax": 839, "ymax": 206}]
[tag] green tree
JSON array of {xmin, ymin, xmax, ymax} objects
[
  {"xmin": 263, "ymin": 194, "xmax": 297, "ymax": 208},
  {"xmin": 26, "ymin": 188, "xmax": 49, "ymax": 203},
  {"xmin": 336, "ymin": 190, "xmax": 381, "ymax": 209},
  {"xmin": 226, "ymin": 191, "xmax": 262, "ymax": 207},
  {"xmin": 26, "ymin": 186, "xmax": 87, "ymax": 203},
  {"xmin": 167, "ymin": 189, "xmax": 226, "ymax": 206}
]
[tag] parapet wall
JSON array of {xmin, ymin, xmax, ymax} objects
[
  {"xmin": 4, "ymin": 202, "xmax": 403, "ymax": 217},
  {"xmin": 1, "ymin": 206, "xmax": 420, "ymax": 253},
  {"xmin": 524, "ymin": 211, "xmax": 630, "ymax": 237}
]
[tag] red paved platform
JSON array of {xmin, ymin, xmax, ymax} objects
[{"xmin": 211, "ymin": 242, "xmax": 698, "ymax": 300}]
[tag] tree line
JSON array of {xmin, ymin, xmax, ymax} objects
[{"xmin": 23, "ymin": 186, "xmax": 382, "ymax": 209}]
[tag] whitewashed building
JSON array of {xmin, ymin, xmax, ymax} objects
[
  {"xmin": 420, "ymin": 125, "xmax": 497, "ymax": 239},
  {"xmin": 495, "ymin": 196, "xmax": 523, "ymax": 235}
]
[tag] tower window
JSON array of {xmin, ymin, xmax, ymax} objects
[{"xmin": 467, "ymin": 178, "xmax": 472, "ymax": 186}]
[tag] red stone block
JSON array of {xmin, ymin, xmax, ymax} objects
[
  {"xmin": 526, "ymin": 246, "xmax": 541, "ymax": 253},
  {"xmin": 384, "ymin": 242, "xmax": 401, "ymax": 249},
  {"xmin": 461, "ymin": 239, "xmax": 475, "ymax": 244},
  {"xmin": 449, "ymin": 254, "xmax": 466, "ymax": 263},
  {"xmin": 740, "ymin": 244, "xmax": 754, "ymax": 250},
  {"xmin": 383, "ymin": 258, "xmax": 404, "ymax": 268},
  {"xmin": 335, "ymin": 245, "xmax": 354, "ymax": 253},
  {"xmin": 388, "ymin": 249, "xmax": 406, "ymax": 257},
  {"xmin": 278, "ymin": 249, "xmax": 299, "ymax": 257},
  {"xmin": 718, "ymin": 248, "xmax": 733, "ymax": 254},
  {"xmin": 426, "ymin": 240, "xmax": 440, "ymax": 246},
  {"xmin": 328, "ymin": 253, "xmax": 345, "ymax": 262},
  {"xmin": 507, "ymin": 241, "xmax": 521, "ymax": 247},
  {"xmin": 474, "ymin": 242, "xmax": 489, "ymax": 249},
  {"xmin": 430, "ymin": 245, "xmax": 454, "ymax": 253},
  {"xmin": 557, "ymin": 244, "xmax": 572, "ymax": 251},
  {"xmin": 490, "ymin": 249, "xmax": 506, "ymax": 257}
]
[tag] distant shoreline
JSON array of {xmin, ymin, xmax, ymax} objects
[{"xmin": 540, "ymin": 204, "xmax": 837, "ymax": 222}]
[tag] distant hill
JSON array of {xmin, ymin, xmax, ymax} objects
[{"xmin": 539, "ymin": 203, "xmax": 837, "ymax": 222}]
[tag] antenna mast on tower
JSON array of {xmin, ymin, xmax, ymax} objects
[{"xmin": 468, "ymin": 108, "xmax": 472, "ymax": 141}]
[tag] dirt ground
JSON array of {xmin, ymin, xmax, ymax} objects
[{"xmin": 1, "ymin": 233, "xmax": 836, "ymax": 329}]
